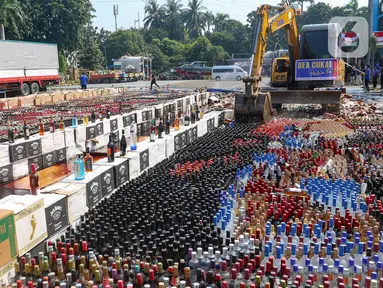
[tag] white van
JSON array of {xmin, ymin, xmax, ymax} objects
[{"xmin": 212, "ymin": 65, "xmax": 248, "ymax": 81}]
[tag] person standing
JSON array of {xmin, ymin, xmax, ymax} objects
[
  {"xmin": 373, "ymin": 63, "xmax": 380, "ymax": 89},
  {"xmin": 80, "ymin": 72, "xmax": 89, "ymax": 90},
  {"xmin": 356, "ymin": 64, "xmax": 362, "ymax": 85},
  {"xmin": 150, "ymin": 74, "xmax": 160, "ymax": 90},
  {"xmin": 365, "ymin": 65, "xmax": 371, "ymax": 91}
]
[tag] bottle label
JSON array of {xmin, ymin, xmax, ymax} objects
[
  {"xmin": 74, "ymin": 163, "xmax": 80, "ymax": 178},
  {"xmin": 50, "ymin": 126, "xmax": 54, "ymax": 133},
  {"xmin": 107, "ymin": 148, "xmax": 111, "ymax": 157},
  {"xmin": 25, "ymin": 128, "xmax": 29, "ymax": 137},
  {"xmin": 85, "ymin": 159, "xmax": 93, "ymax": 171}
]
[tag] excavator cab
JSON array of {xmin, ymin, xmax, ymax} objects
[{"xmin": 234, "ymin": 5, "xmax": 345, "ymax": 123}]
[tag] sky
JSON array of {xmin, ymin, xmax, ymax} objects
[{"xmin": 90, "ymin": 0, "xmax": 369, "ymax": 32}]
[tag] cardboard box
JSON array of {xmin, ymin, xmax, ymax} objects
[
  {"xmin": 28, "ymin": 155, "xmax": 43, "ymax": 173},
  {"xmin": 75, "ymin": 126, "xmax": 87, "ymax": 144},
  {"xmin": 55, "ymin": 147, "xmax": 67, "ymax": 164},
  {"xmin": 0, "ymin": 210, "xmax": 18, "ymax": 268},
  {"xmin": 0, "ymin": 195, "xmax": 48, "ymax": 255},
  {"xmin": 13, "ymin": 159, "xmax": 29, "ymax": 179},
  {"xmin": 64, "ymin": 128, "xmax": 75, "ymax": 146},
  {"xmin": 42, "ymin": 151, "xmax": 56, "ymax": 169},
  {"xmin": 0, "ymin": 164, "xmax": 14, "ymax": 185},
  {"xmin": 64, "ymin": 92, "xmax": 75, "ymax": 101},
  {"xmin": 97, "ymin": 165, "xmax": 115, "ymax": 197},
  {"xmin": 61, "ymin": 168, "xmax": 102, "ymax": 209},
  {"xmin": 0, "ymin": 258, "xmax": 16, "ymax": 285},
  {"xmin": 52, "ymin": 93, "xmax": 65, "ymax": 103},
  {"xmin": 26, "ymin": 138, "xmax": 42, "ymax": 157},
  {"xmin": 41, "ymin": 133, "xmax": 55, "ymax": 153},
  {"xmin": 41, "ymin": 193, "xmax": 69, "ymax": 237},
  {"xmin": 52, "ymin": 131, "xmax": 65, "ymax": 150},
  {"xmin": 9, "ymin": 142, "xmax": 28, "ymax": 163},
  {"xmin": 124, "ymin": 152, "xmax": 140, "ymax": 180},
  {"xmin": 0, "ymin": 145, "xmax": 9, "ymax": 164},
  {"xmin": 41, "ymin": 183, "xmax": 87, "ymax": 225},
  {"xmin": 94, "ymin": 157, "xmax": 129, "ymax": 190}
]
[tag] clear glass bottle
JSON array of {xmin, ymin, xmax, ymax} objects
[{"xmin": 130, "ymin": 121, "xmax": 137, "ymax": 150}]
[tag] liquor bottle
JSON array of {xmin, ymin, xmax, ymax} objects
[
  {"xmin": 72, "ymin": 115, "xmax": 78, "ymax": 128},
  {"xmin": 191, "ymin": 106, "xmax": 196, "ymax": 124},
  {"xmin": 83, "ymin": 115, "xmax": 89, "ymax": 126},
  {"xmin": 174, "ymin": 115, "xmax": 180, "ymax": 131},
  {"xmin": 195, "ymin": 105, "xmax": 200, "ymax": 122},
  {"xmin": 106, "ymin": 109, "xmax": 111, "ymax": 119},
  {"xmin": 29, "ymin": 163, "xmax": 40, "ymax": 195},
  {"xmin": 84, "ymin": 146, "xmax": 93, "ymax": 173},
  {"xmin": 59, "ymin": 117, "xmax": 65, "ymax": 131},
  {"xmin": 7, "ymin": 119, "xmax": 14, "ymax": 143},
  {"xmin": 158, "ymin": 119, "xmax": 164, "ymax": 139},
  {"xmin": 74, "ymin": 154, "xmax": 85, "ymax": 180},
  {"xmin": 120, "ymin": 129, "xmax": 127, "ymax": 156},
  {"xmin": 130, "ymin": 121, "xmax": 137, "ymax": 150},
  {"xmin": 39, "ymin": 118, "xmax": 45, "ymax": 136},
  {"xmin": 184, "ymin": 107, "xmax": 190, "ymax": 126},
  {"xmin": 180, "ymin": 113, "xmax": 184, "ymax": 126},
  {"xmin": 50, "ymin": 117, "xmax": 55, "ymax": 134},
  {"xmin": 107, "ymin": 134, "xmax": 115, "ymax": 162},
  {"xmin": 165, "ymin": 115, "xmax": 170, "ymax": 135},
  {"xmin": 90, "ymin": 111, "xmax": 96, "ymax": 123},
  {"xmin": 23, "ymin": 119, "xmax": 30, "ymax": 140},
  {"xmin": 150, "ymin": 120, "xmax": 156, "ymax": 142},
  {"xmin": 200, "ymin": 108, "xmax": 204, "ymax": 120}
]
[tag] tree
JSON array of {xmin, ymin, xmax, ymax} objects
[
  {"xmin": 22, "ymin": 0, "xmax": 94, "ymax": 54},
  {"xmin": 0, "ymin": 0, "xmax": 24, "ymax": 40},
  {"xmin": 143, "ymin": 0, "xmax": 165, "ymax": 29},
  {"xmin": 204, "ymin": 11, "xmax": 214, "ymax": 33},
  {"xmin": 59, "ymin": 53, "xmax": 67, "ymax": 75},
  {"xmin": 184, "ymin": 0, "xmax": 206, "ymax": 39},
  {"xmin": 103, "ymin": 29, "xmax": 145, "ymax": 64},
  {"xmin": 78, "ymin": 40, "xmax": 104, "ymax": 70},
  {"xmin": 163, "ymin": 0, "xmax": 184, "ymax": 41}
]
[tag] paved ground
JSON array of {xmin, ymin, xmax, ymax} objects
[{"xmin": 52, "ymin": 79, "xmax": 250, "ymax": 91}]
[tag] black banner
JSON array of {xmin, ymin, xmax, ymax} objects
[
  {"xmin": 9, "ymin": 142, "xmax": 27, "ymax": 162},
  {"xmin": 123, "ymin": 113, "xmax": 137, "ymax": 127},
  {"xmin": 142, "ymin": 111, "xmax": 148, "ymax": 122},
  {"xmin": 100, "ymin": 167, "xmax": 115, "ymax": 197},
  {"xmin": 207, "ymin": 118, "xmax": 215, "ymax": 133},
  {"xmin": 42, "ymin": 152, "xmax": 56, "ymax": 169},
  {"xmin": 110, "ymin": 118, "xmax": 118, "ymax": 132},
  {"xmin": 45, "ymin": 197, "xmax": 69, "ymax": 237},
  {"xmin": 55, "ymin": 147, "xmax": 67, "ymax": 164},
  {"xmin": 86, "ymin": 176, "xmax": 102, "ymax": 208},
  {"xmin": 192, "ymin": 126, "xmax": 198, "ymax": 142},
  {"xmin": 0, "ymin": 164, "xmax": 13, "ymax": 184},
  {"xmin": 140, "ymin": 149, "xmax": 149, "ymax": 172},
  {"xmin": 174, "ymin": 134, "xmax": 181, "ymax": 152},
  {"xmin": 86, "ymin": 125, "xmax": 97, "ymax": 140},
  {"xmin": 147, "ymin": 110, "xmax": 153, "ymax": 120},
  {"xmin": 115, "ymin": 159, "xmax": 129, "ymax": 187},
  {"xmin": 27, "ymin": 139, "xmax": 42, "ymax": 157},
  {"xmin": 28, "ymin": 155, "xmax": 42, "ymax": 173}
]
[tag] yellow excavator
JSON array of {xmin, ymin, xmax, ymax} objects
[{"xmin": 235, "ymin": 3, "xmax": 345, "ymax": 122}]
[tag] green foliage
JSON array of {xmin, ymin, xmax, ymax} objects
[
  {"xmin": 58, "ymin": 53, "xmax": 67, "ymax": 75},
  {"xmin": 0, "ymin": 0, "xmax": 25, "ymax": 38}
]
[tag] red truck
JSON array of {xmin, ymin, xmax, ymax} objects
[{"xmin": 0, "ymin": 40, "xmax": 60, "ymax": 97}]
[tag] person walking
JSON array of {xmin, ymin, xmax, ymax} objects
[
  {"xmin": 364, "ymin": 65, "xmax": 371, "ymax": 91},
  {"xmin": 150, "ymin": 74, "xmax": 160, "ymax": 90},
  {"xmin": 373, "ymin": 63, "xmax": 380, "ymax": 89},
  {"xmin": 349, "ymin": 68, "xmax": 356, "ymax": 85},
  {"xmin": 80, "ymin": 72, "xmax": 89, "ymax": 90}
]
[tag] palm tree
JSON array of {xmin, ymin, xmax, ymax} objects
[
  {"xmin": 0, "ymin": 0, "xmax": 24, "ymax": 40},
  {"xmin": 204, "ymin": 11, "xmax": 214, "ymax": 33},
  {"xmin": 163, "ymin": 0, "xmax": 184, "ymax": 40},
  {"xmin": 143, "ymin": 0, "xmax": 165, "ymax": 29},
  {"xmin": 184, "ymin": 0, "xmax": 206, "ymax": 38},
  {"xmin": 213, "ymin": 13, "xmax": 230, "ymax": 32}
]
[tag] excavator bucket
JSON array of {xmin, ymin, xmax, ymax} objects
[{"xmin": 234, "ymin": 92, "xmax": 273, "ymax": 123}]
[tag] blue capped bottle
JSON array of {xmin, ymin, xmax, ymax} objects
[
  {"xmin": 72, "ymin": 114, "xmax": 78, "ymax": 128},
  {"xmin": 74, "ymin": 154, "xmax": 85, "ymax": 180}
]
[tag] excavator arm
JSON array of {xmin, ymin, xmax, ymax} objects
[
  {"xmin": 246, "ymin": 4, "xmax": 300, "ymax": 96},
  {"xmin": 235, "ymin": 4, "xmax": 301, "ymax": 122}
]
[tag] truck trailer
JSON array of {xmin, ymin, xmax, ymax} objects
[{"xmin": 0, "ymin": 40, "xmax": 60, "ymax": 97}]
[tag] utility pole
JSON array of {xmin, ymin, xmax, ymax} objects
[
  {"xmin": 113, "ymin": 4, "xmax": 119, "ymax": 31},
  {"xmin": 134, "ymin": 15, "xmax": 140, "ymax": 29},
  {"xmin": 367, "ymin": 0, "xmax": 373, "ymax": 66}
]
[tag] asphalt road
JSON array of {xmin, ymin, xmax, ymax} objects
[{"xmin": 52, "ymin": 79, "xmax": 250, "ymax": 91}]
